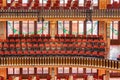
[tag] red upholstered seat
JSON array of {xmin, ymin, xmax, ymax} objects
[
  {"xmin": 11, "ymin": 51, "xmax": 17, "ymax": 55},
  {"xmin": 0, "ymin": 44, "xmax": 2, "ymax": 49},
  {"xmin": 29, "ymin": 50, "xmax": 35, "ymax": 55},
  {"xmin": 36, "ymin": 50, "xmax": 41, "ymax": 55},
  {"xmin": 3, "ymin": 43, "xmax": 9, "ymax": 49},
  {"xmin": 4, "ymin": 51, "xmax": 10, "ymax": 55},
  {"xmin": 23, "ymin": 50, "xmax": 29, "ymax": 55},
  {"xmin": 17, "ymin": 50, "xmax": 23, "ymax": 55},
  {"xmin": 0, "ymin": 51, "xmax": 4, "ymax": 55},
  {"xmin": 66, "ymin": 50, "xmax": 72, "ymax": 55}
]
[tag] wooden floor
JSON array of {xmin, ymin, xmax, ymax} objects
[{"xmin": 109, "ymin": 45, "xmax": 120, "ymax": 60}]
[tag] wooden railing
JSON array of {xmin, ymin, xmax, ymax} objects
[
  {"xmin": 0, "ymin": 57, "xmax": 120, "ymax": 71},
  {"xmin": 0, "ymin": 9, "xmax": 120, "ymax": 18}
]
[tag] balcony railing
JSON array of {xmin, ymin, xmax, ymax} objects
[
  {"xmin": 0, "ymin": 56, "xmax": 120, "ymax": 71},
  {"xmin": 0, "ymin": 9, "xmax": 120, "ymax": 18}
]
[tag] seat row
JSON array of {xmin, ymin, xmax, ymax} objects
[
  {"xmin": 1, "ymin": 0, "xmax": 98, "ymax": 10},
  {"xmin": 0, "ymin": 42, "xmax": 105, "ymax": 51},
  {"xmin": 8, "ymin": 34, "xmax": 103, "ymax": 40},
  {"xmin": 55, "ymin": 34, "xmax": 103, "ymax": 40},
  {"xmin": 1, "ymin": 39, "xmax": 105, "ymax": 45},
  {"xmin": 107, "ymin": 1, "xmax": 120, "ymax": 9},
  {"xmin": 0, "ymin": 50, "xmax": 105, "ymax": 58},
  {"xmin": 8, "ymin": 34, "xmax": 51, "ymax": 39}
]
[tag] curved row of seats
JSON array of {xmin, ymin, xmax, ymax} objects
[
  {"xmin": 0, "ymin": 43, "xmax": 105, "ymax": 52},
  {"xmin": 1, "ymin": 39, "xmax": 105, "ymax": 44},
  {"xmin": 0, "ymin": 0, "xmax": 98, "ymax": 10},
  {"xmin": 107, "ymin": 1, "xmax": 120, "ymax": 9},
  {"xmin": 0, "ymin": 50, "xmax": 105, "ymax": 58},
  {"xmin": 8, "ymin": 34, "xmax": 103, "ymax": 40}
]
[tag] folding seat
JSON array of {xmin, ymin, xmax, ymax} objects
[
  {"xmin": 26, "ymin": 39, "xmax": 31, "ymax": 43},
  {"xmin": 0, "ymin": 51, "xmax": 4, "ymax": 56},
  {"xmin": 80, "ymin": 43, "xmax": 86, "ymax": 51},
  {"xmin": 17, "ymin": 50, "xmax": 23, "ymax": 55},
  {"xmin": 68, "ymin": 44, "xmax": 74, "ymax": 50},
  {"xmin": 4, "ymin": 51, "xmax": 10, "ymax": 56},
  {"xmin": 0, "ymin": 44, "xmax": 3, "ymax": 50},
  {"xmin": 45, "ymin": 43, "xmax": 50, "ymax": 50},
  {"xmin": 48, "ymin": 50, "xmax": 54, "ymax": 55},
  {"xmin": 11, "ymin": 50, "xmax": 17, "ymax": 56},
  {"xmin": 72, "ymin": 39, "xmax": 77, "ymax": 43},
  {"xmin": 78, "ymin": 51, "xmax": 84, "ymax": 56},
  {"xmin": 99, "ymin": 40, "xmax": 105, "ymax": 46},
  {"xmin": 27, "ymin": 43, "xmax": 32, "ymax": 50},
  {"xmin": 85, "ymin": 51, "xmax": 91, "ymax": 57},
  {"xmin": 36, "ymin": 50, "xmax": 42, "ymax": 55},
  {"xmin": 32, "ymin": 39, "xmax": 37, "ymax": 43},
  {"xmin": 66, "ymin": 50, "xmax": 72, "ymax": 55},
  {"xmin": 113, "ymin": 1, "xmax": 119, "ymax": 9},
  {"xmin": 99, "ymin": 35, "xmax": 103, "ymax": 40},
  {"xmin": 83, "ymin": 35, "xmax": 86, "ymax": 39},
  {"xmin": 10, "ymin": 44, "xmax": 15, "ymax": 50},
  {"xmin": 98, "ymin": 52, "xmax": 104, "ymax": 58},
  {"xmin": 91, "ymin": 51, "xmax": 97, "ymax": 57},
  {"xmin": 65, "ymin": 39, "xmax": 71, "ymax": 43},
  {"xmin": 99, "ymin": 45, "xmax": 105, "ymax": 52},
  {"xmin": 33, "ymin": 34, "xmax": 39, "ymax": 39},
  {"xmin": 60, "ymin": 39, "xmax": 64, "ymax": 42},
  {"xmin": 9, "ymin": 39, "xmax": 14, "ymax": 43},
  {"xmin": 43, "ymin": 39, "xmax": 49, "ymax": 43},
  {"xmin": 56, "ymin": 43, "xmax": 62, "ymax": 50},
  {"xmin": 77, "ymin": 39, "xmax": 82, "ymax": 44},
  {"xmin": 16, "ymin": 43, "xmax": 21, "ymax": 50},
  {"xmin": 50, "ymin": 43, "xmax": 56, "ymax": 50},
  {"xmin": 25, "ymin": 34, "xmax": 29, "ymax": 39},
  {"xmin": 60, "ymin": 50, "xmax": 66, "ymax": 56},
  {"xmin": 86, "ymin": 44, "xmax": 92, "ymax": 51},
  {"xmin": 42, "ymin": 50, "xmax": 48, "ymax": 55},
  {"xmin": 54, "ymin": 50, "xmax": 60, "ymax": 55},
  {"xmin": 77, "ymin": 35, "xmax": 82, "ymax": 39},
  {"xmin": 107, "ymin": 4, "xmax": 113, "ymax": 9},
  {"xmin": 41, "ymin": 34, "xmax": 45, "ymax": 39},
  {"xmin": 93, "ymin": 45, "xmax": 99, "ymax": 51},
  {"xmin": 55, "ymin": 39, "xmax": 59, "ymax": 43},
  {"xmin": 38, "ymin": 39, "xmax": 42, "ymax": 43},
  {"xmin": 63, "ymin": 44, "xmax": 68, "ymax": 50},
  {"xmin": 60, "ymin": 34, "xmax": 65, "ymax": 39},
  {"xmin": 75, "ymin": 44, "xmax": 80, "ymax": 50},
  {"xmin": 93, "ymin": 35, "xmax": 99, "ymax": 40},
  {"xmin": 46, "ymin": 34, "xmax": 51, "ymax": 39},
  {"xmin": 21, "ymin": 43, "xmax": 27, "ymax": 50},
  {"xmin": 29, "ymin": 50, "xmax": 35, "ymax": 55},
  {"xmin": 71, "ymin": 34, "xmax": 75, "ymax": 39},
  {"xmin": 15, "ymin": 39, "xmax": 21, "ymax": 43},
  {"xmin": 88, "ymin": 39, "xmax": 93, "ymax": 44},
  {"xmin": 23, "ymin": 50, "xmax": 29, "ymax": 56},
  {"xmin": 3, "ymin": 43, "xmax": 9, "ymax": 50},
  {"xmin": 55, "ymin": 34, "xmax": 60, "ymax": 39},
  {"xmin": 93, "ymin": 39, "xmax": 99, "ymax": 45},
  {"xmin": 15, "ymin": 34, "xmax": 19, "ymax": 39},
  {"xmin": 9, "ymin": 34, "xmax": 14, "ymax": 38},
  {"xmin": 33, "ymin": 44, "xmax": 39, "ymax": 50},
  {"xmin": 72, "ymin": 50, "xmax": 78, "ymax": 55},
  {"xmin": 39, "ymin": 44, "xmax": 45, "ymax": 50}
]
